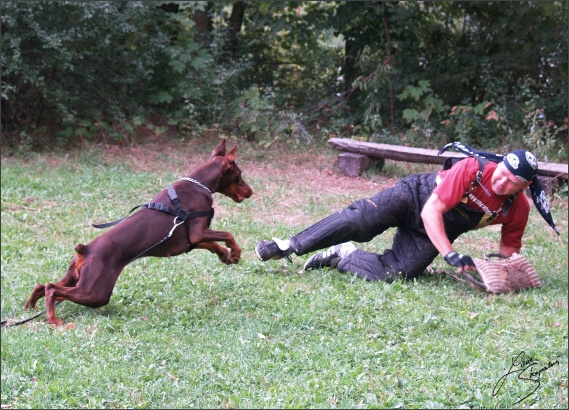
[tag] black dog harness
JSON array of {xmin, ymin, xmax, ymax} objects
[{"xmin": 92, "ymin": 178, "xmax": 214, "ymax": 260}]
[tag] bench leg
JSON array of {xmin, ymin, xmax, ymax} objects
[{"xmin": 336, "ymin": 153, "xmax": 384, "ymax": 177}]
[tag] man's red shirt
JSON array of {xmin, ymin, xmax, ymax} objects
[{"xmin": 433, "ymin": 157, "xmax": 530, "ymax": 249}]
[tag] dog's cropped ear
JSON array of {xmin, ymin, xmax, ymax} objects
[
  {"xmin": 210, "ymin": 139, "xmax": 226, "ymax": 160},
  {"xmin": 226, "ymin": 144, "xmax": 236, "ymax": 162},
  {"xmin": 222, "ymin": 144, "xmax": 237, "ymax": 171}
]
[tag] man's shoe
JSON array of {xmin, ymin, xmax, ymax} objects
[
  {"xmin": 255, "ymin": 238, "xmax": 293, "ymax": 261},
  {"xmin": 303, "ymin": 242, "xmax": 356, "ymax": 271}
]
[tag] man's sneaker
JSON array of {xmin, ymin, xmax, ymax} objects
[
  {"xmin": 303, "ymin": 242, "xmax": 356, "ymax": 271},
  {"xmin": 255, "ymin": 238, "xmax": 293, "ymax": 261}
]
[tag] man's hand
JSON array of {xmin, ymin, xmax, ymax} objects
[{"xmin": 444, "ymin": 251, "xmax": 476, "ymax": 272}]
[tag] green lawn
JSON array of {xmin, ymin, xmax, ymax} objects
[{"xmin": 1, "ymin": 140, "xmax": 567, "ymax": 408}]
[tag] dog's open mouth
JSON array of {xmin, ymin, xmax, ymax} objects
[{"xmin": 232, "ymin": 187, "xmax": 253, "ymax": 203}]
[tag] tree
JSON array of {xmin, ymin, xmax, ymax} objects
[
  {"xmin": 2, "ymin": 1, "xmax": 567, "ymax": 157},
  {"xmin": 1, "ymin": 1, "xmax": 173, "ymax": 145}
]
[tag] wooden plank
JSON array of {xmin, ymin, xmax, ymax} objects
[
  {"xmin": 538, "ymin": 162, "xmax": 569, "ymax": 179},
  {"xmin": 327, "ymin": 138, "xmax": 568, "ymax": 179},
  {"xmin": 328, "ymin": 138, "xmax": 465, "ymax": 164}
]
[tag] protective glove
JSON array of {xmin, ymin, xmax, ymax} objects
[{"xmin": 444, "ymin": 251, "xmax": 476, "ymax": 270}]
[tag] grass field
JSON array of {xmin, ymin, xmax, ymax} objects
[{"xmin": 1, "ymin": 138, "xmax": 567, "ymax": 408}]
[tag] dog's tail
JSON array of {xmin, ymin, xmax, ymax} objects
[{"xmin": 75, "ymin": 244, "xmax": 88, "ymax": 255}]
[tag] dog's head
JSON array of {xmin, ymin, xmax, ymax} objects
[{"xmin": 210, "ymin": 140, "xmax": 253, "ymax": 203}]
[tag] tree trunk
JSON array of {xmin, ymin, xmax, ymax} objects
[
  {"xmin": 228, "ymin": 1, "xmax": 245, "ymax": 42},
  {"xmin": 382, "ymin": 3, "xmax": 395, "ymax": 128},
  {"xmin": 192, "ymin": 2, "xmax": 213, "ymax": 44},
  {"xmin": 327, "ymin": 138, "xmax": 569, "ymax": 180},
  {"xmin": 159, "ymin": 3, "xmax": 179, "ymax": 13},
  {"xmin": 343, "ymin": 36, "xmax": 358, "ymax": 89},
  {"xmin": 226, "ymin": 1, "xmax": 246, "ymax": 58}
]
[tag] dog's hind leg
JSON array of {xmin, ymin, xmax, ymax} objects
[
  {"xmin": 24, "ymin": 284, "xmax": 46, "ymax": 310},
  {"xmin": 43, "ymin": 274, "xmax": 118, "ymax": 326},
  {"xmin": 43, "ymin": 282, "xmax": 113, "ymax": 326},
  {"xmin": 24, "ymin": 251, "xmax": 84, "ymax": 310},
  {"xmin": 43, "ymin": 253, "xmax": 122, "ymax": 326}
]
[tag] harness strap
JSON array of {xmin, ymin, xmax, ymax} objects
[
  {"xmin": 167, "ymin": 185, "xmax": 188, "ymax": 220},
  {"xmin": 457, "ymin": 156, "xmax": 516, "ymax": 222},
  {"xmin": 142, "ymin": 203, "xmax": 214, "ymax": 220},
  {"xmin": 92, "ymin": 186, "xmax": 214, "ymax": 230},
  {"xmin": 130, "ymin": 184, "xmax": 213, "ymax": 261},
  {"xmin": 92, "ymin": 204, "xmax": 145, "ymax": 229},
  {"xmin": 469, "ymin": 157, "xmax": 491, "ymax": 196}
]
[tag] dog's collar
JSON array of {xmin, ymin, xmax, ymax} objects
[{"xmin": 179, "ymin": 177, "xmax": 213, "ymax": 196}]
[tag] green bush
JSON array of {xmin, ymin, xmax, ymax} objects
[
  {"xmin": 1, "ymin": 1, "xmax": 566, "ymax": 155},
  {"xmin": 1, "ymin": 2, "xmax": 173, "ymax": 148}
]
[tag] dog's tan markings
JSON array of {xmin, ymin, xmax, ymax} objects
[
  {"xmin": 75, "ymin": 254, "xmax": 84, "ymax": 269},
  {"xmin": 72, "ymin": 254, "xmax": 85, "ymax": 281}
]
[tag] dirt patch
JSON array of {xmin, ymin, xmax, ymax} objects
[
  {"xmin": 99, "ymin": 138, "xmax": 400, "ymax": 196},
  {"xmin": 94, "ymin": 138, "xmax": 406, "ymax": 229},
  {"xmin": 245, "ymin": 152, "xmax": 395, "ymax": 195},
  {"xmin": 101, "ymin": 142, "xmax": 205, "ymax": 174}
]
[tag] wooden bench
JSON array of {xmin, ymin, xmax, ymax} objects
[{"xmin": 328, "ymin": 138, "xmax": 568, "ymax": 195}]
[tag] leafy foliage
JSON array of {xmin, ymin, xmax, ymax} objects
[
  {"xmin": 1, "ymin": 1, "xmax": 567, "ymax": 159},
  {"xmin": 1, "ymin": 2, "xmax": 173, "ymax": 147}
]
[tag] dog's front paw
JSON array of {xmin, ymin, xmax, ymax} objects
[
  {"xmin": 217, "ymin": 250, "xmax": 234, "ymax": 265},
  {"xmin": 229, "ymin": 249, "xmax": 241, "ymax": 264}
]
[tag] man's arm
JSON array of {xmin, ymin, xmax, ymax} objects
[
  {"xmin": 498, "ymin": 240, "xmax": 520, "ymax": 257},
  {"xmin": 421, "ymin": 193, "xmax": 453, "ymax": 256},
  {"xmin": 421, "ymin": 193, "xmax": 476, "ymax": 272}
]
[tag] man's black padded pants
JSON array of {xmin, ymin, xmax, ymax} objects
[{"xmin": 289, "ymin": 172, "xmax": 479, "ymax": 282}]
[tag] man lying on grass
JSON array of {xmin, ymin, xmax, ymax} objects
[{"xmin": 255, "ymin": 142, "xmax": 559, "ymax": 282}]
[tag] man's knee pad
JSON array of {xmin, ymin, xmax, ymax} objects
[
  {"xmin": 336, "ymin": 250, "xmax": 397, "ymax": 282},
  {"xmin": 337, "ymin": 247, "xmax": 431, "ymax": 282},
  {"xmin": 390, "ymin": 228, "xmax": 439, "ymax": 277}
]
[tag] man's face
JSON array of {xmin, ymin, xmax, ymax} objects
[{"xmin": 491, "ymin": 162, "xmax": 531, "ymax": 196}]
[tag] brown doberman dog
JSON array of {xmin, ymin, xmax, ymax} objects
[{"xmin": 24, "ymin": 140, "xmax": 253, "ymax": 326}]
